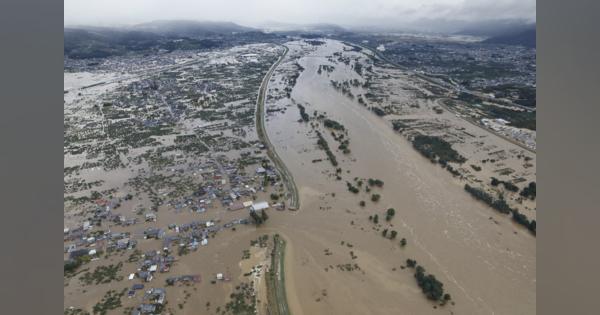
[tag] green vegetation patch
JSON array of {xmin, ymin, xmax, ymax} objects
[
  {"xmin": 385, "ymin": 208, "xmax": 395, "ymax": 221},
  {"xmin": 490, "ymin": 177, "xmax": 519, "ymax": 192},
  {"xmin": 464, "ymin": 184, "xmax": 512, "ymax": 214},
  {"xmin": 92, "ymin": 289, "xmax": 127, "ymax": 315},
  {"xmin": 174, "ymin": 134, "xmax": 210, "ymax": 154},
  {"xmin": 367, "ymin": 178, "xmax": 384, "ymax": 187},
  {"xmin": 250, "ymin": 209, "xmax": 269, "ymax": 225},
  {"xmin": 297, "ymin": 104, "xmax": 310, "ymax": 122},
  {"xmin": 412, "ymin": 135, "xmax": 466, "ymax": 164},
  {"xmin": 482, "ymin": 84, "xmax": 536, "ymax": 107},
  {"xmin": 64, "ymin": 308, "xmax": 90, "ymax": 315},
  {"xmin": 64, "ymin": 255, "xmax": 92, "ymax": 276},
  {"xmin": 520, "ymin": 181, "xmax": 536, "ymax": 200},
  {"xmin": 323, "ymin": 118, "xmax": 345, "ymax": 131},
  {"xmin": 464, "ymin": 184, "xmax": 536, "ymax": 234},
  {"xmin": 316, "ymin": 131, "xmax": 338, "ymax": 166},
  {"xmin": 223, "ymin": 282, "xmax": 257, "ymax": 315},
  {"xmin": 80, "ymin": 262, "xmax": 123, "ymax": 285},
  {"xmin": 406, "ymin": 260, "xmax": 452, "ymax": 304},
  {"xmin": 346, "ymin": 182, "xmax": 359, "ymax": 194},
  {"xmin": 480, "ymin": 104, "xmax": 536, "ymax": 130}
]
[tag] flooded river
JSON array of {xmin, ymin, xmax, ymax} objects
[{"xmin": 264, "ymin": 40, "xmax": 535, "ymax": 315}]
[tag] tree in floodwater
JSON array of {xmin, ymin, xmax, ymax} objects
[
  {"xmin": 261, "ymin": 209, "xmax": 268, "ymax": 222},
  {"xmin": 386, "ymin": 208, "xmax": 395, "ymax": 221},
  {"xmin": 400, "ymin": 238, "xmax": 407, "ymax": 247},
  {"xmin": 250, "ymin": 210, "xmax": 269, "ymax": 225}
]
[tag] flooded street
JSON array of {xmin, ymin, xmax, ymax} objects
[
  {"xmin": 63, "ymin": 44, "xmax": 291, "ymax": 314},
  {"xmin": 265, "ymin": 40, "xmax": 535, "ymax": 315}
]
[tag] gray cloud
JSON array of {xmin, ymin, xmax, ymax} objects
[{"xmin": 64, "ymin": 0, "xmax": 536, "ymax": 30}]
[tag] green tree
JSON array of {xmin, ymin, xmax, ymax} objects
[
  {"xmin": 250, "ymin": 211, "xmax": 263, "ymax": 225},
  {"xmin": 400, "ymin": 238, "xmax": 407, "ymax": 247},
  {"xmin": 386, "ymin": 208, "xmax": 395, "ymax": 221}
]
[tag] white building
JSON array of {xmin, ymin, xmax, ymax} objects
[{"xmin": 251, "ymin": 201, "xmax": 269, "ymax": 212}]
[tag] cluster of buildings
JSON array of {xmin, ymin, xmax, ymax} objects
[
  {"xmin": 481, "ymin": 118, "xmax": 536, "ymax": 150},
  {"xmin": 64, "ymin": 43, "xmax": 289, "ymax": 314},
  {"xmin": 383, "ymin": 40, "xmax": 536, "ymax": 93},
  {"xmin": 132, "ymin": 288, "xmax": 167, "ymax": 315}
]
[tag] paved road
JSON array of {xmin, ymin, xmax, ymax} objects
[{"xmin": 255, "ymin": 45, "xmax": 300, "ymax": 210}]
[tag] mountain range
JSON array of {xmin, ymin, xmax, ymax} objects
[{"xmin": 64, "ymin": 19, "xmax": 536, "ymax": 59}]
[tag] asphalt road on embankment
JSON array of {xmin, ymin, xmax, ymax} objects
[{"xmin": 255, "ymin": 45, "xmax": 300, "ymax": 210}]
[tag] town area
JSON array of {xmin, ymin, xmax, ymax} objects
[
  {"xmin": 64, "ymin": 43, "xmax": 293, "ymax": 315},
  {"xmin": 65, "ymin": 32, "xmax": 535, "ymax": 315}
]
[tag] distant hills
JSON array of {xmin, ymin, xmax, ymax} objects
[
  {"xmin": 64, "ymin": 20, "xmax": 281, "ymax": 59},
  {"xmin": 64, "ymin": 19, "xmax": 536, "ymax": 60},
  {"xmin": 260, "ymin": 21, "xmax": 348, "ymax": 35},
  {"xmin": 483, "ymin": 27, "xmax": 536, "ymax": 48},
  {"xmin": 455, "ymin": 19, "xmax": 533, "ymax": 37},
  {"xmin": 453, "ymin": 19, "xmax": 536, "ymax": 48},
  {"xmin": 64, "ymin": 27, "xmax": 164, "ymax": 59},
  {"xmin": 131, "ymin": 20, "xmax": 257, "ymax": 37}
]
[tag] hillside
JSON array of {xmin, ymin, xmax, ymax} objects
[
  {"xmin": 64, "ymin": 21, "xmax": 281, "ymax": 59},
  {"xmin": 483, "ymin": 27, "xmax": 536, "ymax": 48},
  {"xmin": 131, "ymin": 20, "xmax": 257, "ymax": 37}
]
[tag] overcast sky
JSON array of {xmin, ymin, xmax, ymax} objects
[{"xmin": 64, "ymin": 0, "xmax": 536, "ymax": 29}]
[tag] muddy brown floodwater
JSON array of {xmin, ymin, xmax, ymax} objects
[{"xmin": 264, "ymin": 40, "xmax": 535, "ymax": 315}]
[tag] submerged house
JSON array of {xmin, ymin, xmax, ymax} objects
[{"xmin": 144, "ymin": 228, "xmax": 165, "ymax": 239}]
